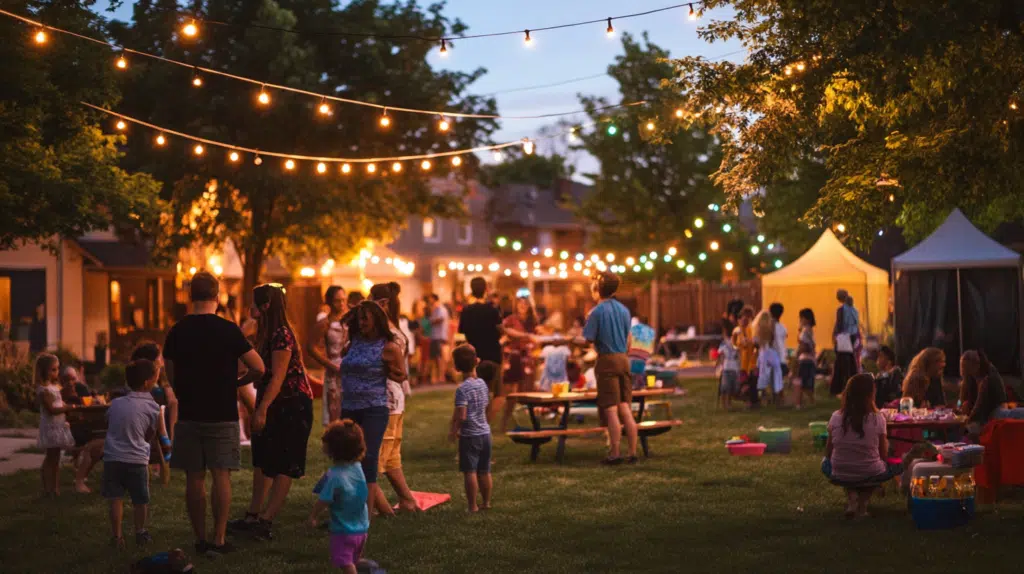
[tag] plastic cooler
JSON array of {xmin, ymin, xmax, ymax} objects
[
  {"xmin": 758, "ymin": 427, "xmax": 792, "ymax": 454},
  {"xmin": 727, "ymin": 443, "xmax": 766, "ymax": 456},
  {"xmin": 808, "ymin": 421, "xmax": 828, "ymax": 436},
  {"xmin": 911, "ymin": 497, "xmax": 975, "ymax": 530}
]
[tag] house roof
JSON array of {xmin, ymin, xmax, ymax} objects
[
  {"xmin": 488, "ymin": 180, "xmax": 590, "ymax": 229},
  {"xmin": 892, "ymin": 209, "xmax": 1021, "ymax": 270},
  {"xmin": 76, "ymin": 239, "xmax": 164, "ymax": 270}
]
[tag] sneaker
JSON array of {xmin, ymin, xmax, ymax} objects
[
  {"xmin": 227, "ymin": 512, "xmax": 259, "ymax": 532},
  {"xmin": 135, "ymin": 530, "xmax": 153, "ymax": 546},
  {"xmin": 252, "ymin": 519, "xmax": 273, "ymax": 541},
  {"xmin": 205, "ymin": 541, "xmax": 236, "ymax": 558},
  {"xmin": 600, "ymin": 456, "xmax": 624, "ymax": 466}
]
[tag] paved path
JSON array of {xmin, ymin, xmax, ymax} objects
[{"xmin": 0, "ymin": 428, "xmax": 43, "ymax": 476}]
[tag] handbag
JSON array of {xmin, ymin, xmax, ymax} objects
[{"xmin": 836, "ymin": 333, "xmax": 854, "ymax": 353}]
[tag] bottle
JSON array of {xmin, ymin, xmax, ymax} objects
[
  {"xmin": 942, "ymin": 475, "xmax": 956, "ymax": 498},
  {"xmin": 927, "ymin": 475, "xmax": 941, "ymax": 498},
  {"xmin": 899, "ymin": 397, "xmax": 914, "ymax": 415}
]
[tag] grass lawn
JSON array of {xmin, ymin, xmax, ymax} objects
[{"xmin": 1, "ymin": 380, "xmax": 1022, "ymax": 573}]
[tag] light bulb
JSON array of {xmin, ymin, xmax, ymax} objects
[
  {"xmin": 607, "ymin": 125, "xmax": 618, "ymax": 136},
  {"xmin": 523, "ymin": 139, "xmax": 534, "ymax": 155},
  {"xmin": 492, "ymin": 150, "xmax": 504, "ymax": 162},
  {"xmin": 1012, "ymin": 102, "xmax": 1019, "ymax": 111},
  {"xmin": 391, "ymin": 162, "xmax": 402, "ymax": 173},
  {"xmin": 192, "ymin": 74, "xmax": 203, "ymax": 87},
  {"xmin": 34, "ymin": 29, "xmax": 47, "ymax": 44},
  {"xmin": 379, "ymin": 113, "xmax": 391, "ymax": 128},
  {"xmin": 451, "ymin": 156, "xmax": 462, "ymax": 167},
  {"xmin": 694, "ymin": 217, "xmax": 704, "ymax": 228},
  {"xmin": 285, "ymin": 159, "xmax": 295, "ymax": 170},
  {"xmin": 115, "ymin": 120, "xmax": 127, "ymax": 131},
  {"xmin": 646, "ymin": 121, "xmax": 655, "ymax": 131},
  {"xmin": 257, "ymin": 87, "xmax": 270, "ymax": 105},
  {"xmin": 438, "ymin": 118, "xmax": 451, "ymax": 132},
  {"xmin": 710, "ymin": 241, "xmax": 720, "ymax": 251},
  {"xmin": 439, "ymin": 39, "xmax": 449, "ymax": 57},
  {"xmin": 318, "ymin": 101, "xmax": 331, "ymax": 115},
  {"xmin": 115, "ymin": 55, "xmax": 127, "ymax": 69},
  {"xmin": 420, "ymin": 160, "xmax": 432, "ymax": 171},
  {"xmin": 523, "ymin": 29, "xmax": 533, "ymax": 46},
  {"xmin": 341, "ymin": 163, "xmax": 351, "ymax": 174},
  {"xmin": 836, "ymin": 223, "xmax": 846, "ymax": 233},
  {"xmin": 688, "ymin": 3, "xmax": 698, "ymax": 21},
  {"xmin": 367, "ymin": 163, "xmax": 377, "ymax": 174},
  {"xmin": 675, "ymin": 108, "xmax": 684, "ymax": 118},
  {"xmin": 193, "ymin": 144, "xmax": 204, "ymax": 156},
  {"xmin": 182, "ymin": 20, "xmax": 198, "ymax": 38},
  {"xmin": 229, "ymin": 151, "xmax": 240, "ymax": 162},
  {"xmin": 725, "ymin": 261, "xmax": 734, "ymax": 271},
  {"xmin": 796, "ymin": 62, "xmax": 806, "ymax": 72},
  {"xmin": 254, "ymin": 155, "xmax": 263, "ymax": 166},
  {"xmin": 316, "ymin": 162, "xmax": 327, "ymax": 174},
  {"xmin": 155, "ymin": 134, "xmax": 166, "ymax": 146},
  {"xmin": 606, "ymin": 18, "xmax": 614, "ymax": 38}
]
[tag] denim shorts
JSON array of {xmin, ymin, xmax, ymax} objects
[
  {"xmin": 459, "ymin": 434, "xmax": 492, "ymax": 473},
  {"xmin": 102, "ymin": 461, "xmax": 149, "ymax": 504}
]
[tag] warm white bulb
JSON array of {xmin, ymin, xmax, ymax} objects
[
  {"xmin": 182, "ymin": 21, "xmax": 198, "ymax": 38},
  {"xmin": 688, "ymin": 4, "xmax": 698, "ymax": 21},
  {"xmin": 229, "ymin": 151, "xmax": 240, "ymax": 162},
  {"xmin": 439, "ymin": 39, "xmax": 449, "ymax": 57},
  {"xmin": 34, "ymin": 29, "xmax": 47, "ymax": 44},
  {"xmin": 391, "ymin": 162, "xmax": 402, "ymax": 173},
  {"xmin": 116, "ymin": 56, "xmax": 127, "ymax": 69},
  {"xmin": 438, "ymin": 118, "xmax": 450, "ymax": 132},
  {"xmin": 285, "ymin": 159, "xmax": 296, "ymax": 171},
  {"xmin": 316, "ymin": 162, "xmax": 327, "ymax": 174},
  {"xmin": 257, "ymin": 90, "xmax": 270, "ymax": 105},
  {"xmin": 523, "ymin": 30, "xmax": 533, "ymax": 46},
  {"xmin": 606, "ymin": 18, "xmax": 615, "ymax": 38},
  {"xmin": 675, "ymin": 108, "xmax": 684, "ymax": 118},
  {"xmin": 341, "ymin": 163, "xmax": 351, "ymax": 174},
  {"xmin": 155, "ymin": 134, "xmax": 166, "ymax": 146},
  {"xmin": 192, "ymin": 75, "xmax": 203, "ymax": 87},
  {"xmin": 492, "ymin": 151, "xmax": 504, "ymax": 162},
  {"xmin": 451, "ymin": 156, "xmax": 462, "ymax": 167},
  {"xmin": 379, "ymin": 114, "xmax": 391, "ymax": 128},
  {"xmin": 318, "ymin": 102, "xmax": 331, "ymax": 115},
  {"xmin": 367, "ymin": 163, "xmax": 377, "ymax": 174},
  {"xmin": 115, "ymin": 120, "xmax": 127, "ymax": 131},
  {"xmin": 420, "ymin": 160, "xmax": 432, "ymax": 171},
  {"xmin": 193, "ymin": 144, "xmax": 204, "ymax": 156},
  {"xmin": 254, "ymin": 155, "xmax": 263, "ymax": 166},
  {"xmin": 523, "ymin": 140, "xmax": 535, "ymax": 155},
  {"xmin": 646, "ymin": 121, "xmax": 655, "ymax": 131}
]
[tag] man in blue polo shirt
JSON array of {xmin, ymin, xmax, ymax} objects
[{"xmin": 583, "ymin": 271, "xmax": 638, "ymax": 465}]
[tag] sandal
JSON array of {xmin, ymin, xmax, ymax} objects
[
  {"xmin": 600, "ymin": 456, "xmax": 624, "ymax": 466},
  {"xmin": 227, "ymin": 512, "xmax": 259, "ymax": 532}
]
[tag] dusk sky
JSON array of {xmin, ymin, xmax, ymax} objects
[{"xmin": 109, "ymin": 1, "xmax": 743, "ymax": 176}]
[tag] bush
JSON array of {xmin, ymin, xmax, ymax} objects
[
  {"xmin": 0, "ymin": 407, "xmax": 39, "ymax": 428},
  {"xmin": 0, "ymin": 364, "xmax": 36, "ymax": 412},
  {"xmin": 98, "ymin": 363, "xmax": 127, "ymax": 392}
]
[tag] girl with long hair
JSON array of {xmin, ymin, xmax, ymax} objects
[
  {"xmin": 824, "ymin": 374, "xmax": 901, "ymax": 518},
  {"xmin": 308, "ymin": 285, "xmax": 348, "ymax": 427},
  {"xmin": 341, "ymin": 300, "xmax": 408, "ymax": 519},
  {"xmin": 796, "ymin": 308, "xmax": 817, "ymax": 409},
  {"xmin": 36, "ymin": 353, "xmax": 76, "ymax": 495},
  {"xmin": 498, "ymin": 294, "xmax": 539, "ymax": 431},
  {"xmin": 753, "ymin": 309, "xmax": 782, "ymax": 407},
  {"xmin": 368, "ymin": 283, "xmax": 419, "ymax": 514},
  {"xmin": 231, "ymin": 283, "xmax": 314, "ymax": 540},
  {"xmin": 902, "ymin": 347, "xmax": 946, "ymax": 407}
]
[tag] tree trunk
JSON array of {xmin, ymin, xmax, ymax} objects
[{"xmin": 241, "ymin": 242, "xmax": 266, "ymax": 315}]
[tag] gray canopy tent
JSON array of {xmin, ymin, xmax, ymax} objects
[{"xmin": 892, "ymin": 209, "xmax": 1023, "ymax": 377}]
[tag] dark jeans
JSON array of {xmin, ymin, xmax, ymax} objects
[{"xmin": 341, "ymin": 406, "xmax": 390, "ymax": 483}]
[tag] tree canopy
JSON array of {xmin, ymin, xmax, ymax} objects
[
  {"xmin": 666, "ymin": 0, "xmax": 1024, "ymax": 250},
  {"xmin": 0, "ymin": 1, "xmax": 162, "ymax": 250},
  {"xmin": 111, "ymin": 0, "xmax": 497, "ymax": 296}
]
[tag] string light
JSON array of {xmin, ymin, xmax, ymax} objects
[
  {"xmin": 229, "ymin": 151, "xmax": 240, "ymax": 162},
  {"xmin": 750, "ymin": 245, "xmax": 760, "ymax": 255},
  {"xmin": 512, "ymin": 241, "xmax": 522, "ymax": 251},
  {"xmin": 543, "ymin": 248, "xmax": 554, "ymax": 258},
  {"xmin": 379, "ymin": 110, "xmax": 391, "ymax": 128},
  {"xmin": 724, "ymin": 261, "xmax": 734, "ymax": 271},
  {"xmin": 668, "ymin": 247, "xmax": 677, "ymax": 256},
  {"xmin": 438, "ymin": 117, "xmax": 451, "ymax": 132},
  {"xmin": 341, "ymin": 163, "xmax": 351, "ymax": 174},
  {"xmin": 155, "ymin": 134, "xmax": 166, "ymax": 146},
  {"xmin": 675, "ymin": 108, "xmax": 684, "ymax": 118},
  {"xmin": 318, "ymin": 99, "xmax": 332, "ymax": 116},
  {"xmin": 392, "ymin": 161, "xmax": 402, "ymax": 173},
  {"xmin": 523, "ymin": 29, "xmax": 533, "ymax": 46},
  {"xmin": 710, "ymin": 241, "xmax": 720, "ymax": 251},
  {"xmin": 722, "ymin": 223, "xmax": 732, "ymax": 232},
  {"xmin": 193, "ymin": 144, "xmax": 204, "ymax": 156},
  {"xmin": 257, "ymin": 85, "xmax": 270, "ymax": 106},
  {"xmin": 646, "ymin": 121, "xmax": 656, "ymax": 131},
  {"xmin": 774, "ymin": 259, "xmax": 784, "ymax": 269},
  {"xmin": 607, "ymin": 124, "xmax": 618, "ymax": 136},
  {"xmin": 698, "ymin": 252, "xmax": 707, "ymax": 261},
  {"xmin": 795, "ymin": 62, "xmax": 806, "ymax": 72},
  {"xmin": 181, "ymin": 20, "xmax": 198, "ymax": 38},
  {"xmin": 420, "ymin": 159, "xmax": 431, "ymax": 171},
  {"xmin": 522, "ymin": 139, "xmax": 534, "ymax": 155},
  {"xmin": 115, "ymin": 54, "xmax": 127, "ymax": 69},
  {"xmin": 606, "ymin": 18, "xmax": 614, "ymax": 38},
  {"xmin": 366, "ymin": 163, "xmax": 377, "ymax": 174},
  {"xmin": 493, "ymin": 150, "xmax": 505, "ymax": 162},
  {"xmin": 451, "ymin": 156, "xmax": 462, "ymax": 167},
  {"xmin": 1011, "ymin": 102, "xmax": 1019, "ymax": 111},
  {"xmin": 688, "ymin": 3, "xmax": 699, "ymax": 21},
  {"xmin": 191, "ymin": 69, "xmax": 203, "ymax": 87},
  {"xmin": 836, "ymin": 223, "xmax": 846, "ymax": 233},
  {"xmin": 439, "ymin": 38, "xmax": 449, "ymax": 57},
  {"xmin": 316, "ymin": 161, "xmax": 327, "ymax": 174},
  {"xmin": 285, "ymin": 159, "xmax": 296, "ymax": 170},
  {"xmin": 33, "ymin": 28, "xmax": 46, "ymax": 44},
  {"xmin": 254, "ymin": 154, "xmax": 263, "ymax": 166},
  {"xmin": 115, "ymin": 120, "xmax": 127, "ymax": 131},
  {"xmin": 694, "ymin": 217, "xmax": 704, "ymax": 228}
]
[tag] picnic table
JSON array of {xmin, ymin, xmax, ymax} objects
[
  {"xmin": 67, "ymin": 404, "xmax": 110, "ymax": 441},
  {"xmin": 656, "ymin": 334, "xmax": 722, "ymax": 363},
  {"xmin": 506, "ymin": 388, "xmax": 681, "ymax": 463},
  {"xmin": 885, "ymin": 415, "xmax": 966, "ymax": 443}
]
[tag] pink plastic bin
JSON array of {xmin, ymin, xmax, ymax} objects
[{"xmin": 727, "ymin": 442, "xmax": 767, "ymax": 456}]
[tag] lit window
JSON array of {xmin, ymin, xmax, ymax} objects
[
  {"xmin": 423, "ymin": 217, "xmax": 441, "ymax": 243},
  {"xmin": 457, "ymin": 223, "xmax": 473, "ymax": 245}
]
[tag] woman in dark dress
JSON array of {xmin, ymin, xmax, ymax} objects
[{"xmin": 231, "ymin": 284, "xmax": 314, "ymax": 540}]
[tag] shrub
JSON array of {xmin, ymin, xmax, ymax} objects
[
  {"xmin": 98, "ymin": 363, "xmax": 127, "ymax": 392},
  {"xmin": 0, "ymin": 364, "xmax": 36, "ymax": 412}
]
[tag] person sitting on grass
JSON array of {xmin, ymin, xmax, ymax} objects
[
  {"xmin": 448, "ymin": 345, "xmax": 494, "ymax": 512},
  {"xmin": 310, "ymin": 420, "xmax": 370, "ymax": 574},
  {"xmin": 103, "ymin": 359, "xmax": 171, "ymax": 548},
  {"xmin": 823, "ymin": 373, "xmax": 902, "ymax": 519}
]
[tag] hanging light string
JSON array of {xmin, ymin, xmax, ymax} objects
[
  {"xmin": 194, "ymin": 2, "xmax": 706, "ymax": 42},
  {"xmin": 2, "ymin": 8, "xmax": 645, "ymax": 121}
]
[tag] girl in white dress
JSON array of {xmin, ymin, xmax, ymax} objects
[{"xmin": 35, "ymin": 353, "xmax": 76, "ymax": 496}]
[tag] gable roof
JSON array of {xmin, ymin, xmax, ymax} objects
[
  {"xmin": 762, "ymin": 229, "xmax": 889, "ymax": 286},
  {"xmin": 892, "ymin": 209, "xmax": 1021, "ymax": 270}
]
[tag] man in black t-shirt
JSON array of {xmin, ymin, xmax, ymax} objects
[
  {"xmin": 458, "ymin": 277, "xmax": 504, "ymax": 393},
  {"xmin": 163, "ymin": 271, "xmax": 265, "ymax": 557}
]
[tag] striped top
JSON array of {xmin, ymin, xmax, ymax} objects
[{"xmin": 454, "ymin": 377, "xmax": 491, "ymax": 437}]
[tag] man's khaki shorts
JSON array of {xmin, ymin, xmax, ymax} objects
[{"xmin": 595, "ymin": 353, "xmax": 632, "ymax": 410}]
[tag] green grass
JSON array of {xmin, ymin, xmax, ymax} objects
[{"xmin": 1, "ymin": 381, "xmax": 1022, "ymax": 573}]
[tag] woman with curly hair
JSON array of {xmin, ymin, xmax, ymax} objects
[{"xmin": 902, "ymin": 347, "xmax": 946, "ymax": 407}]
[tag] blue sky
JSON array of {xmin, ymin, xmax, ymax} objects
[{"xmin": 109, "ymin": 1, "xmax": 742, "ymax": 175}]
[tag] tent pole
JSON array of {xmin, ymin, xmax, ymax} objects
[{"xmin": 956, "ymin": 268, "xmax": 964, "ymax": 360}]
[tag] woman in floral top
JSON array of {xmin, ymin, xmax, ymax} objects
[{"xmin": 230, "ymin": 283, "xmax": 313, "ymax": 541}]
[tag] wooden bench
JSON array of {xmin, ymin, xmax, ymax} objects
[{"xmin": 508, "ymin": 419, "xmax": 682, "ymax": 463}]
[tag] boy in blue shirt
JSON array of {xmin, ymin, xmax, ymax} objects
[
  {"xmin": 583, "ymin": 271, "xmax": 638, "ymax": 465},
  {"xmin": 449, "ymin": 344, "xmax": 494, "ymax": 512},
  {"xmin": 310, "ymin": 420, "xmax": 369, "ymax": 573}
]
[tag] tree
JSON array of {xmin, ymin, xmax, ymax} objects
[
  {"xmin": 0, "ymin": 1, "xmax": 163, "ymax": 250},
  {"xmin": 666, "ymin": 0, "xmax": 1024, "ymax": 249},
  {"xmin": 479, "ymin": 148, "xmax": 574, "ymax": 189},
  {"xmin": 572, "ymin": 33, "xmax": 770, "ymax": 280},
  {"xmin": 111, "ymin": 0, "xmax": 497, "ymax": 301}
]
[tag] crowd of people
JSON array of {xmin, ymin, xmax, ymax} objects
[{"xmin": 34, "ymin": 268, "xmax": 650, "ymax": 569}]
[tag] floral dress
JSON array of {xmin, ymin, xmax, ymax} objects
[{"xmin": 37, "ymin": 384, "xmax": 74, "ymax": 450}]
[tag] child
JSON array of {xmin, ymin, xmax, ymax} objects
[
  {"xmin": 538, "ymin": 338, "xmax": 571, "ymax": 391},
  {"xmin": 796, "ymin": 308, "xmax": 817, "ymax": 409},
  {"xmin": 716, "ymin": 335, "xmax": 740, "ymax": 410},
  {"xmin": 36, "ymin": 353, "xmax": 76, "ymax": 496},
  {"xmin": 873, "ymin": 346, "xmax": 903, "ymax": 408},
  {"xmin": 732, "ymin": 307, "xmax": 757, "ymax": 403},
  {"xmin": 310, "ymin": 420, "xmax": 370, "ymax": 574},
  {"xmin": 104, "ymin": 359, "xmax": 168, "ymax": 548},
  {"xmin": 449, "ymin": 345, "xmax": 493, "ymax": 512}
]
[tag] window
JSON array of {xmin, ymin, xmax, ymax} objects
[
  {"xmin": 423, "ymin": 217, "xmax": 441, "ymax": 243},
  {"xmin": 457, "ymin": 223, "xmax": 472, "ymax": 245}
]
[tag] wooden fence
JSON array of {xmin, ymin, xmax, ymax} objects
[{"xmin": 632, "ymin": 279, "xmax": 762, "ymax": 335}]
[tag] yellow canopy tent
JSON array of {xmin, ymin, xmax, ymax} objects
[{"xmin": 761, "ymin": 230, "xmax": 889, "ymax": 350}]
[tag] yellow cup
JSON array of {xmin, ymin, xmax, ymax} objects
[
  {"xmin": 646, "ymin": 375, "xmax": 656, "ymax": 388},
  {"xmin": 82, "ymin": 396, "xmax": 93, "ymax": 406}
]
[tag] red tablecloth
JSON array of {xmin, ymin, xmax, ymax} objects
[{"xmin": 976, "ymin": 419, "xmax": 1024, "ymax": 491}]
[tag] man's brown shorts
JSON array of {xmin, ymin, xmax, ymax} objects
[{"xmin": 595, "ymin": 353, "xmax": 632, "ymax": 409}]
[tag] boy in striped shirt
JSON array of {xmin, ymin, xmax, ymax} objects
[{"xmin": 449, "ymin": 344, "xmax": 494, "ymax": 512}]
